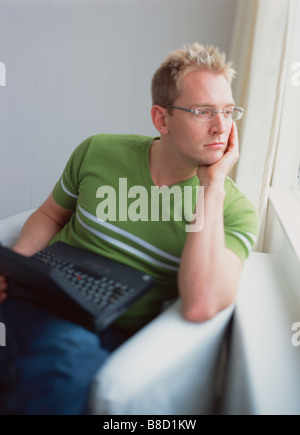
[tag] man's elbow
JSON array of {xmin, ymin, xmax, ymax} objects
[
  {"xmin": 182, "ymin": 295, "xmax": 235, "ymax": 323},
  {"xmin": 183, "ymin": 303, "xmax": 218, "ymax": 323}
]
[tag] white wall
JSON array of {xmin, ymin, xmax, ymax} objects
[{"xmin": 0, "ymin": 0, "xmax": 237, "ymax": 219}]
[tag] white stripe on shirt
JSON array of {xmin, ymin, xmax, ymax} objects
[
  {"xmin": 76, "ymin": 213, "xmax": 179, "ymax": 272},
  {"xmin": 78, "ymin": 205, "xmax": 181, "ymax": 264},
  {"xmin": 61, "ymin": 178, "xmax": 79, "ymax": 199},
  {"xmin": 230, "ymin": 230, "xmax": 256, "ymax": 254}
]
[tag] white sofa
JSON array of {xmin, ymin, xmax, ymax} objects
[{"xmin": 0, "ymin": 209, "xmax": 234, "ymax": 415}]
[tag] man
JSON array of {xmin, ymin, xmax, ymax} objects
[{"xmin": 0, "ymin": 43, "xmax": 259, "ymax": 414}]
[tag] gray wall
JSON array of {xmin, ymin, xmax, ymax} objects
[{"xmin": 0, "ymin": 0, "xmax": 237, "ymax": 219}]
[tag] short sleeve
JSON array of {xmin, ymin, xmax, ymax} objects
[
  {"xmin": 52, "ymin": 136, "xmax": 92, "ymax": 209},
  {"xmin": 224, "ymin": 179, "xmax": 260, "ymax": 264}
]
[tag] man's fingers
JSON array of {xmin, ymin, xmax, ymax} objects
[
  {"xmin": 231, "ymin": 122, "xmax": 238, "ymax": 145},
  {"xmin": 226, "ymin": 122, "xmax": 239, "ymax": 153},
  {"xmin": 0, "ymin": 274, "xmax": 7, "ymax": 283},
  {"xmin": 0, "ymin": 292, "xmax": 8, "ymax": 302},
  {"xmin": 0, "ymin": 275, "xmax": 8, "ymax": 291}
]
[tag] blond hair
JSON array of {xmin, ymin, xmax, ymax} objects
[{"xmin": 151, "ymin": 42, "xmax": 236, "ymax": 107}]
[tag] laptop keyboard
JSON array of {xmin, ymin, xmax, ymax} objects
[{"xmin": 34, "ymin": 248, "xmax": 135, "ymax": 312}]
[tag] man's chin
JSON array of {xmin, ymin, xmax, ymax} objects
[{"xmin": 198, "ymin": 152, "xmax": 225, "ymax": 166}]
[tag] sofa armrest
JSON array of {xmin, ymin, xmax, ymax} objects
[
  {"xmin": 89, "ymin": 299, "xmax": 234, "ymax": 415},
  {"xmin": 0, "ymin": 209, "xmax": 35, "ymax": 247}
]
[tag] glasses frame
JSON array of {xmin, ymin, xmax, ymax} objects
[{"xmin": 165, "ymin": 105, "xmax": 244, "ymax": 121}]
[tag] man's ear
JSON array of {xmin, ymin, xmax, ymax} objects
[{"xmin": 151, "ymin": 105, "xmax": 169, "ymax": 135}]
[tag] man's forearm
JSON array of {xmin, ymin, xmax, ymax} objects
[
  {"xmin": 178, "ymin": 180, "xmax": 241, "ymax": 322},
  {"xmin": 12, "ymin": 209, "xmax": 63, "ymax": 257},
  {"xmin": 12, "ymin": 193, "xmax": 74, "ymax": 257}
]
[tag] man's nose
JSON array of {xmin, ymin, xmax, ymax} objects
[{"xmin": 209, "ymin": 112, "xmax": 227, "ymax": 134}]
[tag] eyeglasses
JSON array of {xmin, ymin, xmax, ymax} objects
[{"xmin": 165, "ymin": 105, "xmax": 244, "ymax": 122}]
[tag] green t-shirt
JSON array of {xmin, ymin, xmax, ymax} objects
[{"xmin": 51, "ymin": 134, "xmax": 259, "ymax": 332}]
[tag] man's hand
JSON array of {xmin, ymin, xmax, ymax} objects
[
  {"xmin": 0, "ymin": 274, "xmax": 8, "ymax": 303},
  {"xmin": 197, "ymin": 122, "xmax": 239, "ymax": 186},
  {"xmin": 0, "ymin": 194, "xmax": 74, "ymax": 304}
]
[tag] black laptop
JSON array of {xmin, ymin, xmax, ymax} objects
[{"xmin": 0, "ymin": 242, "xmax": 155, "ymax": 332}]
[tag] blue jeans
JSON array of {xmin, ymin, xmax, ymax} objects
[{"xmin": 0, "ymin": 298, "xmax": 131, "ymax": 415}]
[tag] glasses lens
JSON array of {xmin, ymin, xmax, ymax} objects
[
  {"xmin": 194, "ymin": 108, "xmax": 215, "ymax": 121},
  {"xmin": 194, "ymin": 107, "xmax": 244, "ymax": 121},
  {"xmin": 232, "ymin": 107, "xmax": 243, "ymax": 121}
]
